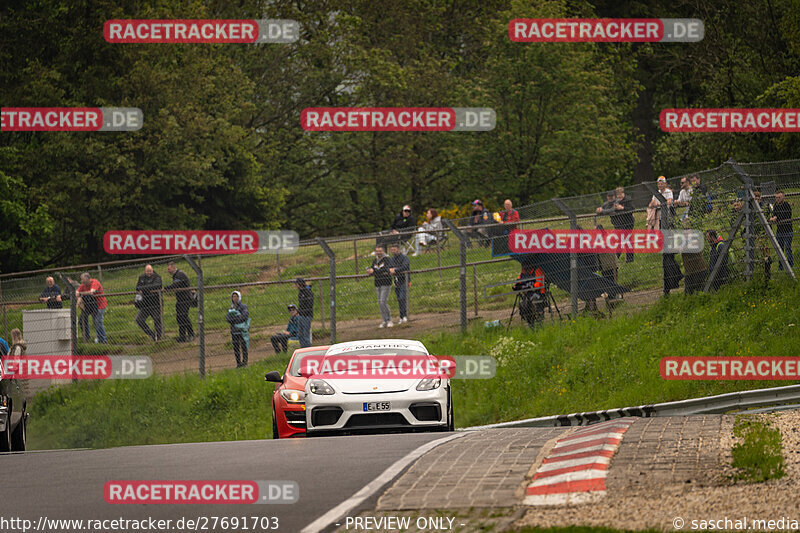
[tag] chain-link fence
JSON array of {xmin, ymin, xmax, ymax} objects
[{"xmin": 1, "ymin": 158, "xmax": 797, "ymax": 380}]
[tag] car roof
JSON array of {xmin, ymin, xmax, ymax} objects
[{"xmin": 325, "ymin": 339, "xmax": 427, "ymax": 355}]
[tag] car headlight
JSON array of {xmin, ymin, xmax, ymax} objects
[
  {"xmin": 308, "ymin": 379, "xmax": 335, "ymax": 395},
  {"xmin": 280, "ymin": 389, "xmax": 305, "ymax": 403},
  {"xmin": 416, "ymin": 377, "xmax": 441, "ymax": 391}
]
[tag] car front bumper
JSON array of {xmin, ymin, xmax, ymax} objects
[{"xmin": 305, "ymin": 386, "xmax": 448, "ymax": 435}]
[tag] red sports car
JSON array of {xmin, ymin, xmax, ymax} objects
[{"xmin": 265, "ymin": 345, "xmax": 329, "ymax": 439}]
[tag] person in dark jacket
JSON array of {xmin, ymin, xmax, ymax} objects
[
  {"xmin": 770, "ymin": 190, "xmax": 794, "ymax": 270},
  {"xmin": 706, "ymin": 230, "xmax": 729, "ymax": 290},
  {"xmin": 390, "ymin": 205, "xmax": 415, "ymax": 233},
  {"xmin": 295, "ymin": 278, "xmax": 313, "ymax": 348},
  {"xmin": 39, "ymin": 276, "xmax": 63, "ymax": 309},
  {"xmin": 165, "ymin": 261, "xmax": 195, "ymax": 342},
  {"xmin": 389, "ymin": 243, "xmax": 410, "ymax": 323},
  {"xmin": 613, "ymin": 187, "xmax": 635, "ymax": 262},
  {"xmin": 271, "ymin": 304, "xmax": 300, "ymax": 353},
  {"xmin": 366, "ymin": 245, "xmax": 393, "ymax": 327},
  {"xmin": 226, "ymin": 291, "xmax": 250, "ymax": 367},
  {"xmin": 135, "ymin": 264, "xmax": 163, "ymax": 341},
  {"xmin": 465, "ymin": 199, "xmax": 491, "ymax": 247}
]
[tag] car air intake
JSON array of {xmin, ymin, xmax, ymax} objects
[
  {"xmin": 344, "ymin": 413, "xmax": 409, "ymax": 428},
  {"xmin": 409, "ymin": 403, "xmax": 442, "ymax": 422},
  {"xmin": 285, "ymin": 411, "xmax": 306, "ymax": 426},
  {"xmin": 311, "ymin": 407, "xmax": 343, "ymax": 427}
]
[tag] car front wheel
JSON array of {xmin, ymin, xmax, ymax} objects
[
  {"xmin": 11, "ymin": 412, "xmax": 26, "ymax": 451},
  {"xmin": 272, "ymin": 411, "xmax": 279, "ymax": 440},
  {"xmin": 0, "ymin": 411, "xmax": 12, "ymax": 452}
]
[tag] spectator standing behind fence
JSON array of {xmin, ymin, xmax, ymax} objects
[
  {"xmin": 9, "ymin": 328, "xmax": 25, "ymax": 356},
  {"xmin": 414, "ymin": 208, "xmax": 442, "ymax": 256},
  {"xmin": 674, "ymin": 177, "xmax": 693, "ymax": 223},
  {"xmin": 165, "ymin": 262, "xmax": 195, "ymax": 342},
  {"xmin": 612, "ymin": 187, "xmax": 635, "ymax": 263},
  {"xmin": 226, "ymin": 291, "xmax": 250, "ymax": 368},
  {"xmin": 366, "ymin": 245, "xmax": 393, "ymax": 328},
  {"xmin": 647, "ymin": 176, "xmax": 673, "ymax": 230},
  {"xmin": 135, "ymin": 265, "xmax": 163, "ymax": 342},
  {"xmin": 770, "ymin": 190, "xmax": 794, "ymax": 270},
  {"xmin": 594, "ymin": 224, "xmax": 618, "ymax": 286},
  {"xmin": 295, "ymin": 278, "xmax": 313, "ymax": 348},
  {"xmin": 706, "ymin": 230, "xmax": 729, "ymax": 290},
  {"xmin": 76, "ymin": 272, "xmax": 107, "ymax": 344},
  {"xmin": 39, "ymin": 276, "xmax": 63, "ymax": 309},
  {"xmin": 389, "ymin": 243, "xmax": 410, "ymax": 324},
  {"xmin": 271, "ymin": 304, "xmax": 300, "ymax": 353}
]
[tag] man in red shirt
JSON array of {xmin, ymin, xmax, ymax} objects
[
  {"xmin": 501, "ymin": 199, "xmax": 520, "ymax": 230},
  {"xmin": 77, "ymin": 272, "xmax": 107, "ymax": 344}
]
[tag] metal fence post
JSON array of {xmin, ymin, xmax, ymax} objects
[
  {"xmin": 472, "ymin": 264, "xmax": 478, "ymax": 316},
  {"xmin": 552, "ymin": 199, "xmax": 579, "ymax": 317},
  {"xmin": 730, "ymin": 159, "xmax": 796, "ymax": 279},
  {"xmin": 443, "ymin": 220, "xmax": 467, "ymax": 332},
  {"xmin": 57, "ymin": 272, "xmax": 78, "ymax": 356},
  {"xmin": 185, "ymin": 255, "xmax": 204, "ymax": 378},
  {"xmin": 405, "ymin": 270, "xmax": 411, "ymax": 317},
  {"xmin": 158, "ymin": 290, "xmax": 165, "ymax": 341},
  {"xmin": 276, "ymin": 253, "xmax": 281, "ymax": 281},
  {"xmin": 317, "ymin": 238, "xmax": 336, "ymax": 344},
  {"xmin": 354, "ymin": 239, "xmax": 359, "ymax": 274},
  {"xmin": 318, "ymin": 282, "xmax": 325, "ymax": 329},
  {"xmin": 96, "ymin": 264, "xmax": 102, "ymax": 282}
]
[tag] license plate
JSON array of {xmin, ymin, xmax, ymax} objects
[{"xmin": 363, "ymin": 401, "xmax": 390, "ymax": 412}]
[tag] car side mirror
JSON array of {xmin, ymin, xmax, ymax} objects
[{"xmin": 264, "ymin": 371, "xmax": 283, "ymax": 383}]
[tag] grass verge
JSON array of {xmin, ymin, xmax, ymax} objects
[
  {"xmin": 730, "ymin": 415, "xmax": 786, "ymax": 483},
  {"xmin": 27, "ymin": 278, "xmax": 800, "ymax": 450}
]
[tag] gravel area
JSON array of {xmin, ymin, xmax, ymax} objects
[{"xmin": 515, "ymin": 410, "xmax": 800, "ymax": 532}]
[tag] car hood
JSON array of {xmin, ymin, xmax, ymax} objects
[
  {"xmin": 281, "ymin": 375, "xmax": 307, "ymax": 392},
  {"xmin": 327, "ymin": 378, "xmax": 417, "ymax": 394}
]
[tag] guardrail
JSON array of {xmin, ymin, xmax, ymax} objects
[{"xmin": 463, "ymin": 383, "xmax": 800, "ymax": 430}]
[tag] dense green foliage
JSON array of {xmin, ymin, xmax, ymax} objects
[
  {"xmin": 3, "ymin": 0, "xmax": 800, "ymax": 271},
  {"xmin": 28, "ymin": 278, "xmax": 800, "ymax": 449}
]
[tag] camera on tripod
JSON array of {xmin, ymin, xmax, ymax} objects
[{"xmin": 512, "ymin": 277, "xmax": 548, "ymax": 327}]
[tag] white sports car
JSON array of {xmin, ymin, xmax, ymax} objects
[{"xmin": 303, "ymin": 339, "xmax": 454, "ymax": 436}]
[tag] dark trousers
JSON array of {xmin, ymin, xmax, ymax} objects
[
  {"xmin": 232, "ymin": 333, "xmax": 248, "ymax": 367},
  {"xmin": 296, "ymin": 315, "xmax": 312, "ymax": 348},
  {"xmin": 79, "ymin": 311, "xmax": 90, "ymax": 341},
  {"xmin": 394, "ymin": 282, "xmax": 408, "ymax": 319},
  {"xmin": 271, "ymin": 334, "xmax": 292, "ymax": 353},
  {"xmin": 136, "ymin": 305, "xmax": 163, "ymax": 340},
  {"xmin": 176, "ymin": 302, "xmax": 194, "ymax": 340},
  {"xmin": 777, "ymin": 233, "xmax": 794, "ymax": 269}
]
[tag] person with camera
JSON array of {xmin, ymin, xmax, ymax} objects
[
  {"xmin": 135, "ymin": 264, "xmax": 163, "ymax": 341},
  {"xmin": 39, "ymin": 276, "xmax": 63, "ymax": 309},
  {"xmin": 271, "ymin": 304, "xmax": 301, "ymax": 353},
  {"xmin": 165, "ymin": 261, "xmax": 195, "ymax": 342}
]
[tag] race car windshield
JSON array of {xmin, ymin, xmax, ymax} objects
[
  {"xmin": 329, "ymin": 349, "xmax": 428, "ymax": 356},
  {"xmin": 289, "ymin": 349, "xmax": 327, "ymax": 376}
]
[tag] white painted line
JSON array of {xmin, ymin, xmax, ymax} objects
[
  {"xmin": 552, "ymin": 431, "xmax": 626, "ymax": 448},
  {"xmin": 548, "ymin": 443, "xmax": 619, "ymax": 457},
  {"xmin": 529, "ymin": 469, "xmax": 607, "ymax": 487},
  {"xmin": 537, "ymin": 455, "xmax": 611, "ymax": 472},
  {"xmin": 300, "ymin": 433, "xmax": 466, "ymax": 533}
]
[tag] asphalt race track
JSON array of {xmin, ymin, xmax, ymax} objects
[{"xmin": 2, "ymin": 433, "xmax": 451, "ymax": 533}]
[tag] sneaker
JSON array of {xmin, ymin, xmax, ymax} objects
[
  {"xmin": 379, "ymin": 322, "xmax": 386, "ymax": 328},
  {"xmin": 386, "ymin": 321, "xmax": 394, "ymax": 328},
  {"xmin": 400, "ymin": 317, "xmax": 408, "ymax": 323}
]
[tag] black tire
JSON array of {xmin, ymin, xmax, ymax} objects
[
  {"xmin": 11, "ymin": 412, "xmax": 26, "ymax": 452},
  {"xmin": 0, "ymin": 411, "xmax": 11, "ymax": 452},
  {"xmin": 272, "ymin": 411, "xmax": 279, "ymax": 440},
  {"xmin": 447, "ymin": 388, "xmax": 454, "ymax": 432}
]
